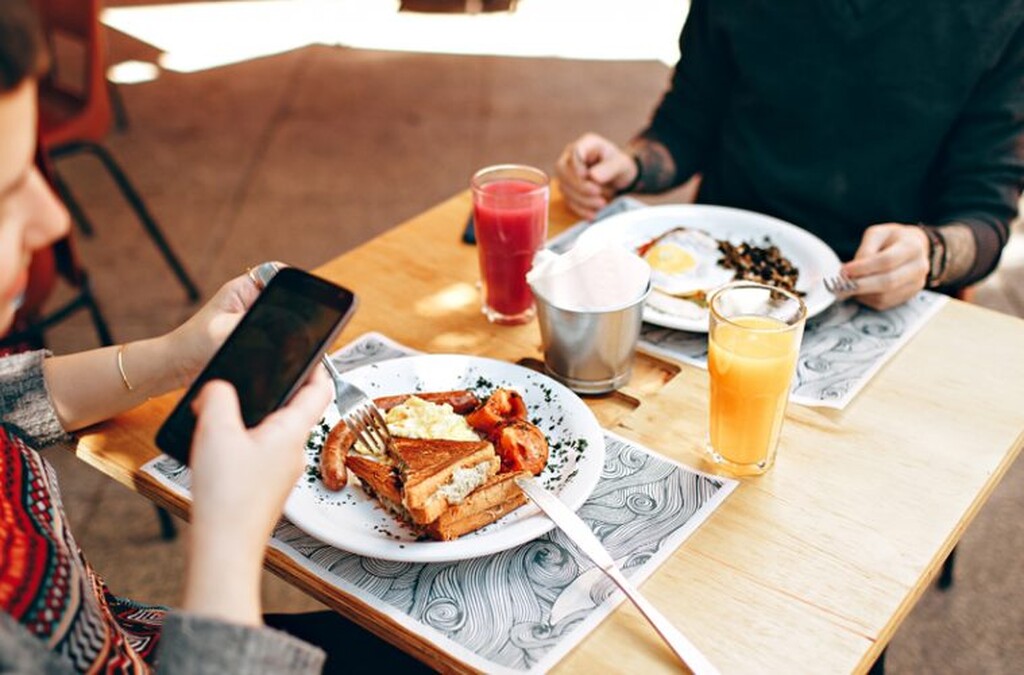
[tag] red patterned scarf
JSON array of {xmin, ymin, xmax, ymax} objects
[{"xmin": 0, "ymin": 426, "xmax": 165, "ymax": 672}]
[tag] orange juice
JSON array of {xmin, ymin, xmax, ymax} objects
[{"xmin": 708, "ymin": 314, "xmax": 801, "ymax": 473}]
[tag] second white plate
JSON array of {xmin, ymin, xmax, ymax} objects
[{"xmin": 576, "ymin": 204, "xmax": 842, "ymax": 332}]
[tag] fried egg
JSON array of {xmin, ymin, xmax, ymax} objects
[{"xmin": 639, "ymin": 227, "xmax": 734, "ymax": 296}]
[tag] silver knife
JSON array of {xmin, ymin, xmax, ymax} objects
[{"xmin": 515, "ymin": 475, "xmax": 720, "ymax": 675}]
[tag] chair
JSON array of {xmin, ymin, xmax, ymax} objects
[
  {"xmin": 34, "ymin": 0, "xmax": 199, "ymax": 302},
  {"xmin": 1, "ymin": 149, "xmax": 177, "ymax": 542}
]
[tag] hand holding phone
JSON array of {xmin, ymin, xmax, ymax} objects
[{"xmin": 156, "ymin": 267, "xmax": 357, "ymax": 464}]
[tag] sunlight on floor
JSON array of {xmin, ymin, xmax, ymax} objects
[{"xmin": 102, "ymin": 0, "xmax": 687, "ymax": 74}]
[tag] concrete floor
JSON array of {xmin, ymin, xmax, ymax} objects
[{"xmin": 33, "ymin": 1, "xmax": 1024, "ymax": 672}]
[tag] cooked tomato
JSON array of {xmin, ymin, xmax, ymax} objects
[
  {"xmin": 493, "ymin": 420, "xmax": 548, "ymax": 476},
  {"xmin": 466, "ymin": 388, "xmax": 528, "ymax": 436}
]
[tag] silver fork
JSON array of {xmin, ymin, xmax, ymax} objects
[
  {"xmin": 247, "ymin": 261, "xmax": 392, "ymax": 455},
  {"xmin": 321, "ymin": 355, "xmax": 392, "ymax": 456},
  {"xmin": 823, "ymin": 271, "xmax": 858, "ymax": 295}
]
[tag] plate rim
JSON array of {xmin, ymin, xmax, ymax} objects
[
  {"xmin": 283, "ymin": 353, "xmax": 606, "ymax": 563},
  {"xmin": 576, "ymin": 203, "xmax": 842, "ymax": 332}
]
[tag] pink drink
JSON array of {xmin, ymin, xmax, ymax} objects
[{"xmin": 471, "ymin": 166, "xmax": 549, "ymax": 324}]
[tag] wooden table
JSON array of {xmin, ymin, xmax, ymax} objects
[{"xmin": 72, "ymin": 186, "xmax": 1024, "ymax": 673}]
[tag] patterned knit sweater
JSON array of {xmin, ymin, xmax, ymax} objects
[{"xmin": 0, "ymin": 351, "xmax": 325, "ymax": 674}]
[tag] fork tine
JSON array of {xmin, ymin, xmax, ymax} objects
[
  {"xmin": 355, "ymin": 427, "xmax": 379, "ymax": 454},
  {"xmin": 825, "ymin": 272, "xmax": 858, "ymax": 295},
  {"xmin": 363, "ymin": 406, "xmax": 392, "ymax": 452},
  {"xmin": 325, "ymin": 367, "xmax": 392, "ymax": 455},
  {"xmin": 353, "ymin": 416, "xmax": 382, "ymax": 454},
  {"xmin": 368, "ymin": 406, "xmax": 392, "ymax": 442},
  {"xmin": 355, "ymin": 405, "xmax": 389, "ymax": 455}
]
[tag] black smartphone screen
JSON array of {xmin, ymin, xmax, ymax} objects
[{"xmin": 156, "ymin": 267, "xmax": 356, "ymax": 464}]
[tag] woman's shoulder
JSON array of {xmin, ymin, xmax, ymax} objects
[{"xmin": 0, "ymin": 350, "xmax": 69, "ymax": 447}]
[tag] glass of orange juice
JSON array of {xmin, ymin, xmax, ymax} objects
[{"xmin": 707, "ymin": 282, "xmax": 806, "ymax": 476}]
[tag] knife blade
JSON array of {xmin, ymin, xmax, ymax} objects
[{"xmin": 515, "ymin": 475, "xmax": 719, "ymax": 675}]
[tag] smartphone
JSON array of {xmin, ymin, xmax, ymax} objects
[{"xmin": 155, "ymin": 267, "xmax": 356, "ymax": 465}]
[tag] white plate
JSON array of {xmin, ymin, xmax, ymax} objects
[
  {"xmin": 576, "ymin": 204, "xmax": 842, "ymax": 332},
  {"xmin": 284, "ymin": 354, "xmax": 605, "ymax": 563}
]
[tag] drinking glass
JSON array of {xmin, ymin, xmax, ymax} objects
[
  {"xmin": 471, "ymin": 164, "xmax": 549, "ymax": 325},
  {"xmin": 707, "ymin": 282, "xmax": 806, "ymax": 476}
]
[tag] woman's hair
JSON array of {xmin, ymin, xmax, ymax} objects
[{"xmin": 0, "ymin": 0, "xmax": 48, "ymax": 94}]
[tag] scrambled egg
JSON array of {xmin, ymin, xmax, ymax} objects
[
  {"xmin": 349, "ymin": 395, "xmax": 480, "ymax": 457},
  {"xmin": 384, "ymin": 396, "xmax": 480, "ymax": 442}
]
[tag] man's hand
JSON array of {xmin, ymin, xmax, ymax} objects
[
  {"xmin": 555, "ymin": 133, "xmax": 637, "ymax": 220},
  {"xmin": 842, "ymin": 223, "xmax": 930, "ymax": 310}
]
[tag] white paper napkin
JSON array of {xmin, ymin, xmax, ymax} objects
[{"xmin": 527, "ymin": 238, "xmax": 650, "ymax": 311}]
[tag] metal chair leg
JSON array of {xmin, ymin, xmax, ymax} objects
[
  {"xmin": 51, "ymin": 165, "xmax": 96, "ymax": 237},
  {"xmin": 108, "ymin": 81, "xmax": 130, "ymax": 132},
  {"xmin": 50, "ymin": 141, "xmax": 201, "ymax": 302},
  {"xmin": 155, "ymin": 506, "xmax": 177, "ymax": 541},
  {"xmin": 938, "ymin": 545, "xmax": 958, "ymax": 590}
]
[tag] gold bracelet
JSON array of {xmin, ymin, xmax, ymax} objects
[{"xmin": 117, "ymin": 344, "xmax": 135, "ymax": 392}]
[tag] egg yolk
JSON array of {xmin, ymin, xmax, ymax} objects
[{"xmin": 644, "ymin": 242, "xmax": 697, "ymax": 275}]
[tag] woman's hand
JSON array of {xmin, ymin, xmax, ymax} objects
[
  {"xmin": 166, "ymin": 274, "xmax": 262, "ymax": 389},
  {"xmin": 555, "ymin": 133, "xmax": 637, "ymax": 220},
  {"xmin": 842, "ymin": 223, "xmax": 930, "ymax": 310},
  {"xmin": 182, "ymin": 368, "xmax": 332, "ymax": 626}
]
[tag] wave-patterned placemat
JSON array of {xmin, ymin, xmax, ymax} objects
[
  {"xmin": 142, "ymin": 332, "xmax": 736, "ymax": 673},
  {"xmin": 640, "ymin": 292, "xmax": 948, "ymax": 409}
]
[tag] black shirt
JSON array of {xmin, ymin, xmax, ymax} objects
[{"xmin": 641, "ymin": 0, "xmax": 1024, "ymax": 284}]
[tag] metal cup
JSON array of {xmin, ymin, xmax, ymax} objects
[{"xmin": 530, "ymin": 281, "xmax": 652, "ymax": 394}]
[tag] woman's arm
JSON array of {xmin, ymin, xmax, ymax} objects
[
  {"xmin": 41, "ymin": 275, "xmax": 259, "ymax": 431},
  {"xmin": 42, "ymin": 337, "xmax": 183, "ymax": 431}
]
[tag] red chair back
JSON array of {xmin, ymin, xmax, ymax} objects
[{"xmin": 35, "ymin": 0, "xmax": 113, "ymax": 147}]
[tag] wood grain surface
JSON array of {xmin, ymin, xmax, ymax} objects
[{"xmin": 70, "ymin": 184, "xmax": 1024, "ymax": 674}]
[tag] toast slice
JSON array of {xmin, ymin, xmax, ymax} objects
[
  {"xmin": 424, "ymin": 471, "xmax": 529, "ymax": 541},
  {"xmin": 390, "ymin": 437, "xmax": 501, "ymax": 524},
  {"xmin": 345, "ymin": 455, "xmax": 415, "ymax": 527}
]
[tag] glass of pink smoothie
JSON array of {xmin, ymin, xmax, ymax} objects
[{"xmin": 471, "ymin": 165, "xmax": 550, "ymax": 325}]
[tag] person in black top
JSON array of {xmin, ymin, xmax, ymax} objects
[{"xmin": 556, "ymin": 0, "xmax": 1024, "ymax": 310}]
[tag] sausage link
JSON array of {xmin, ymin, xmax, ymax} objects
[
  {"xmin": 320, "ymin": 422, "xmax": 355, "ymax": 491},
  {"xmin": 373, "ymin": 390, "xmax": 481, "ymax": 414}
]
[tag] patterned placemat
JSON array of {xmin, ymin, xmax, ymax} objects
[
  {"xmin": 640, "ymin": 292, "xmax": 948, "ymax": 409},
  {"xmin": 142, "ymin": 333, "xmax": 736, "ymax": 673}
]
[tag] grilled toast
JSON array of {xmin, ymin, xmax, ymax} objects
[
  {"xmin": 424, "ymin": 470, "xmax": 528, "ymax": 541},
  {"xmin": 390, "ymin": 437, "xmax": 500, "ymax": 524}
]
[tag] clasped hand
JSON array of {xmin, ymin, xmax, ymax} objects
[{"xmin": 555, "ymin": 133, "xmax": 638, "ymax": 220}]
